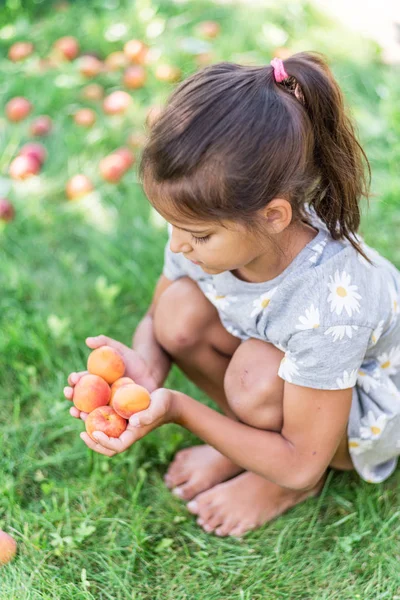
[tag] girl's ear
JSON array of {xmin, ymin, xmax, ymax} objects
[{"xmin": 260, "ymin": 198, "xmax": 292, "ymax": 234}]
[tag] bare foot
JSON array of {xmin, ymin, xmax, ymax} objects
[
  {"xmin": 164, "ymin": 445, "xmax": 244, "ymax": 500},
  {"xmin": 186, "ymin": 470, "xmax": 327, "ymax": 537}
]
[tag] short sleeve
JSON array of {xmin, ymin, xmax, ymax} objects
[
  {"xmin": 162, "ymin": 225, "xmax": 187, "ymax": 281},
  {"xmin": 278, "ymin": 325, "xmax": 373, "ymax": 390}
]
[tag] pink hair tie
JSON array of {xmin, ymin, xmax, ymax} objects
[{"xmin": 270, "ymin": 57, "xmax": 289, "ymax": 83}]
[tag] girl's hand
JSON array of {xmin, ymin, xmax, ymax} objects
[
  {"xmin": 80, "ymin": 388, "xmax": 176, "ymax": 456},
  {"xmin": 64, "ymin": 334, "xmax": 158, "ymax": 420}
]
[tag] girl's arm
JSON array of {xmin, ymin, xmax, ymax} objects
[
  {"xmin": 88, "ymin": 382, "xmax": 352, "ymax": 492},
  {"xmin": 131, "ymin": 274, "xmax": 174, "ymax": 387},
  {"xmin": 170, "ymin": 383, "xmax": 352, "ymax": 491}
]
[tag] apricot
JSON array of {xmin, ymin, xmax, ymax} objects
[
  {"xmin": 85, "ymin": 405, "xmax": 127, "ymax": 441},
  {"xmin": 81, "ymin": 83, "xmax": 104, "ymax": 101},
  {"xmin": 110, "ymin": 377, "xmax": 135, "ymax": 405},
  {"xmin": 73, "ymin": 373, "xmax": 111, "ymax": 412},
  {"xmin": 197, "ymin": 20, "xmax": 221, "ymax": 39},
  {"xmin": 53, "ymin": 36, "xmax": 79, "ymax": 61},
  {"xmin": 0, "ymin": 198, "xmax": 15, "ymax": 222},
  {"xmin": 123, "ymin": 65, "xmax": 146, "ymax": 89},
  {"xmin": 105, "ymin": 51, "xmax": 128, "ymax": 71},
  {"xmin": 155, "ymin": 64, "xmax": 181, "ymax": 83},
  {"xmin": 113, "ymin": 147, "xmax": 135, "ymax": 171},
  {"xmin": 74, "ymin": 108, "xmax": 96, "ymax": 127},
  {"xmin": 103, "ymin": 91, "xmax": 132, "ymax": 115},
  {"xmin": 8, "ymin": 41, "xmax": 34, "ymax": 62},
  {"xmin": 30, "ymin": 115, "xmax": 53, "ymax": 137},
  {"xmin": 87, "ymin": 345, "xmax": 125, "ymax": 384},
  {"xmin": 66, "ymin": 174, "xmax": 93, "ymax": 200},
  {"xmin": 123, "ymin": 40, "xmax": 148, "ymax": 65},
  {"xmin": 78, "ymin": 55, "xmax": 103, "ymax": 78},
  {"xmin": 19, "ymin": 142, "xmax": 47, "ymax": 165},
  {"xmin": 0, "ymin": 531, "xmax": 17, "ymax": 565},
  {"xmin": 112, "ymin": 383, "xmax": 150, "ymax": 419},
  {"xmin": 5, "ymin": 97, "xmax": 32, "ymax": 122},
  {"xmin": 99, "ymin": 154, "xmax": 126, "ymax": 183},
  {"xmin": 9, "ymin": 155, "xmax": 41, "ymax": 180}
]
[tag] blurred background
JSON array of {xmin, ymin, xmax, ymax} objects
[{"xmin": 1, "ymin": 1, "xmax": 400, "ymax": 598}]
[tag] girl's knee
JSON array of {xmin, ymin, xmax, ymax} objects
[
  {"xmin": 224, "ymin": 340, "xmax": 285, "ymax": 429},
  {"xmin": 153, "ymin": 277, "xmax": 217, "ymax": 355}
]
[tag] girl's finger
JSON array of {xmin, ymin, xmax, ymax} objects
[
  {"xmin": 80, "ymin": 432, "xmax": 116, "ymax": 456},
  {"xmin": 64, "ymin": 386, "xmax": 73, "ymax": 400},
  {"xmin": 91, "ymin": 428, "xmax": 136, "ymax": 452},
  {"xmin": 67, "ymin": 370, "xmax": 88, "ymax": 386},
  {"xmin": 69, "ymin": 406, "xmax": 81, "ymax": 418},
  {"xmin": 85, "ymin": 335, "xmax": 127, "ymax": 356}
]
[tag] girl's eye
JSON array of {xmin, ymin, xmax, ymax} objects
[{"xmin": 192, "ymin": 234, "xmax": 210, "ymax": 244}]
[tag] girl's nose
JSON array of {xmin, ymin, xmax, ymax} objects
[{"xmin": 170, "ymin": 228, "xmax": 191, "ymax": 254}]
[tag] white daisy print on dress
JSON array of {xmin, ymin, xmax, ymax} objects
[
  {"xmin": 295, "ymin": 304, "xmax": 320, "ymax": 330},
  {"xmin": 336, "ymin": 369, "xmax": 358, "ymax": 389},
  {"xmin": 250, "ymin": 287, "xmax": 278, "ymax": 318},
  {"xmin": 204, "ymin": 283, "xmax": 237, "ymax": 312},
  {"xmin": 377, "ymin": 346, "xmax": 400, "ymax": 376},
  {"xmin": 278, "ymin": 353, "xmax": 300, "ymax": 383},
  {"xmin": 309, "ymin": 239, "xmax": 327, "ymax": 264},
  {"xmin": 357, "ymin": 369, "xmax": 380, "ymax": 393},
  {"xmin": 359, "ymin": 410, "xmax": 387, "ymax": 440},
  {"xmin": 348, "ymin": 437, "xmax": 374, "ymax": 455},
  {"xmin": 371, "ymin": 320, "xmax": 385, "ymax": 346},
  {"xmin": 324, "ymin": 325, "xmax": 359, "ymax": 342},
  {"xmin": 327, "ymin": 270, "xmax": 362, "ymax": 317}
]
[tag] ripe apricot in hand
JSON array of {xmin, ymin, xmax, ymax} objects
[
  {"xmin": 73, "ymin": 373, "xmax": 111, "ymax": 412},
  {"xmin": 110, "ymin": 377, "xmax": 135, "ymax": 405},
  {"xmin": 112, "ymin": 383, "xmax": 150, "ymax": 419},
  {"xmin": 85, "ymin": 405, "xmax": 127, "ymax": 441},
  {"xmin": 0, "ymin": 531, "xmax": 17, "ymax": 565},
  {"xmin": 87, "ymin": 345, "xmax": 125, "ymax": 384}
]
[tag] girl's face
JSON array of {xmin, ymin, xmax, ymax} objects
[{"xmin": 166, "ymin": 215, "xmax": 270, "ymax": 275}]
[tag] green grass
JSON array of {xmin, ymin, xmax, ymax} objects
[{"xmin": 1, "ymin": 0, "xmax": 400, "ymax": 597}]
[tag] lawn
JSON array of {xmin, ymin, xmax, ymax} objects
[{"xmin": 1, "ymin": 0, "xmax": 400, "ymax": 598}]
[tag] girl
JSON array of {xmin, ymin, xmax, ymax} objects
[{"xmin": 64, "ymin": 51, "xmax": 400, "ymax": 538}]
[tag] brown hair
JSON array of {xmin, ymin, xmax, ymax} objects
[{"xmin": 139, "ymin": 51, "xmax": 372, "ymax": 263}]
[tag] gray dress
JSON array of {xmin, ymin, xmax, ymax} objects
[{"xmin": 162, "ymin": 206, "xmax": 400, "ymax": 484}]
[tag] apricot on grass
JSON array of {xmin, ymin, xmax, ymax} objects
[
  {"xmin": 0, "ymin": 198, "xmax": 15, "ymax": 222},
  {"xmin": 73, "ymin": 373, "xmax": 111, "ymax": 413},
  {"xmin": 66, "ymin": 174, "xmax": 93, "ymax": 200},
  {"xmin": 0, "ymin": 531, "xmax": 17, "ymax": 566},
  {"xmin": 8, "ymin": 41, "xmax": 34, "ymax": 62},
  {"xmin": 85, "ymin": 405, "xmax": 127, "ymax": 441},
  {"xmin": 30, "ymin": 115, "xmax": 53, "ymax": 137},
  {"xmin": 112, "ymin": 383, "xmax": 151, "ymax": 419},
  {"xmin": 5, "ymin": 97, "xmax": 32, "ymax": 122},
  {"xmin": 103, "ymin": 90, "xmax": 132, "ymax": 115},
  {"xmin": 53, "ymin": 36, "xmax": 79, "ymax": 61},
  {"xmin": 110, "ymin": 376, "xmax": 135, "ymax": 405},
  {"xmin": 9, "ymin": 154, "xmax": 41, "ymax": 180},
  {"xmin": 99, "ymin": 153, "xmax": 127, "ymax": 183},
  {"xmin": 74, "ymin": 108, "xmax": 96, "ymax": 127},
  {"xmin": 81, "ymin": 83, "xmax": 104, "ymax": 101},
  {"xmin": 87, "ymin": 345, "xmax": 125, "ymax": 384}
]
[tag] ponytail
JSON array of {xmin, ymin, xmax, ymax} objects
[{"xmin": 275, "ymin": 52, "xmax": 371, "ymax": 261}]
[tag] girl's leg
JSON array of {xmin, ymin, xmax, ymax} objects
[
  {"xmin": 154, "ymin": 278, "xmax": 353, "ymax": 536},
  {"xmin": 153, "ymin": 278, "xmax": 245, "ymax": 495}
]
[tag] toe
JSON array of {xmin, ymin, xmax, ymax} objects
[
  {"xmin": 187, "ymin": 500, "xmax": 199, "ymax": 514},
  {"xmin": 172, "ymin": 481, "xmax": 200, "ymax": 501},
  {"xmin": 215, "ymin": 518, "xmax": 236, "ymax": 537},
  {"xmin": 202, "ymin": 512, "xmax": 224, "ymax": 534},
  {"xmin": 229, "ymin": 522, "xmax": 257, "ymax": 538}
]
